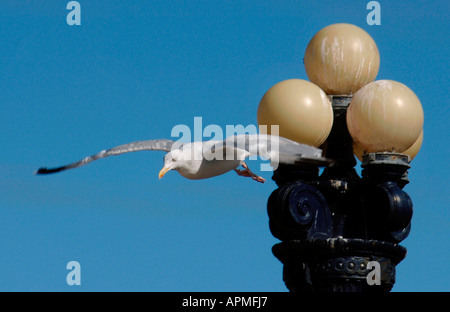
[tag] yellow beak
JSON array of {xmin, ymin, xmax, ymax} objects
[{"xmin": 159, "ymin": 166, "xmax": 170, "ymax": 179}]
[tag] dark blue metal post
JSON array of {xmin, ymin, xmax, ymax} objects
[{"xmin": 268, "ymin": 96, "xmax": 412, "ymax": 292}]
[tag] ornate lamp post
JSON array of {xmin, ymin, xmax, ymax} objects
[{"xmin": 258, "ymin": 24, "xmax": 424, "ymax": 292}]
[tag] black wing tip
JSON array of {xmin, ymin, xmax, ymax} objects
[
  {"xmin": 34, "ymin": 167, "xmax": 64, "ymax": 175},
  {"xmin": 34, "ymin": 167, "xmax": 50, "ymax": 175}
]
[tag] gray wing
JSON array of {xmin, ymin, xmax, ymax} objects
[
  {"xmin": 35, "ymin": 139, "xmax": 175, "ymax": 175},
  {"xmin": 205, "ymin": 134, "xmax": 322, "ymax": 161}
]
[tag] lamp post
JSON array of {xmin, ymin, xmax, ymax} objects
[{"xmin": 258, "ymin": 24, "xmax": 423, "ymax": 292}]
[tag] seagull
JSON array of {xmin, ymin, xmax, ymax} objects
[{"xmin": 35, "ymin": 134, "xmax": 323, "ymax": 183}]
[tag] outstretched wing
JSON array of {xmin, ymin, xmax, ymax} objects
[
  {"xmin": 204, "ymin": 134, "xmax": 323, "ymax": 162},
  {"xmin": 35, "ymin": 139, "xmax": 175, "ymax": 175}
]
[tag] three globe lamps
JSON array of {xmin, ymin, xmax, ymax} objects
[{"xmin": 257, "ymin": 23, "xmax": 424, "ymax": 162}]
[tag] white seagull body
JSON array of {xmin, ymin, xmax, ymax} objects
[
  {"xmin": 168, "ymin": 141, "xmax": 243, "ymax": 180},
  {"xmin": 36, "ymin": 134, "xmax": 323, "ymax": 183}
]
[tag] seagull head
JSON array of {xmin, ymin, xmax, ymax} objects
[{"xmin": 159, "ymin": 149, "xmax": 183, "ymax": 179}]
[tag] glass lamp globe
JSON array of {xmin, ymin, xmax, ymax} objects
[
  {"xmin": 257, "ymin": 79, "xmax": 333, "ymax": 147},
  {"xmin": 353, "ymin": 130, "xmax": 423, "ymax": 162},
  {"xmin": 347, "ymin": 80, "xmax": 424, "ymax": 155},
  {"xmin": 304, "ymin": 23, "xmax": 380, "ymax": 95},
  {"xmin": 402, "ymin": 130, "xmax": 423, "ymax": 161}
]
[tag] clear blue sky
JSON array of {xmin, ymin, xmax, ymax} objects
[{"xmin": 0, "ymin": 0, "xmax": 448, "ymax": 291}]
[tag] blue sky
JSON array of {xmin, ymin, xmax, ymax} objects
[{"xmin": 0, "ymin": 1, "xmax": 448, "ymax": 291}]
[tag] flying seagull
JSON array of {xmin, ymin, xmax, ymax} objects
[{"xmin": 35, "ymin": 134, "xmax": 324, "ymax": 183}]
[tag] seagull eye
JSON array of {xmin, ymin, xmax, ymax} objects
[{"xmin": 170, "ymin": 150, "xmax": 181, "ymax": 161}]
